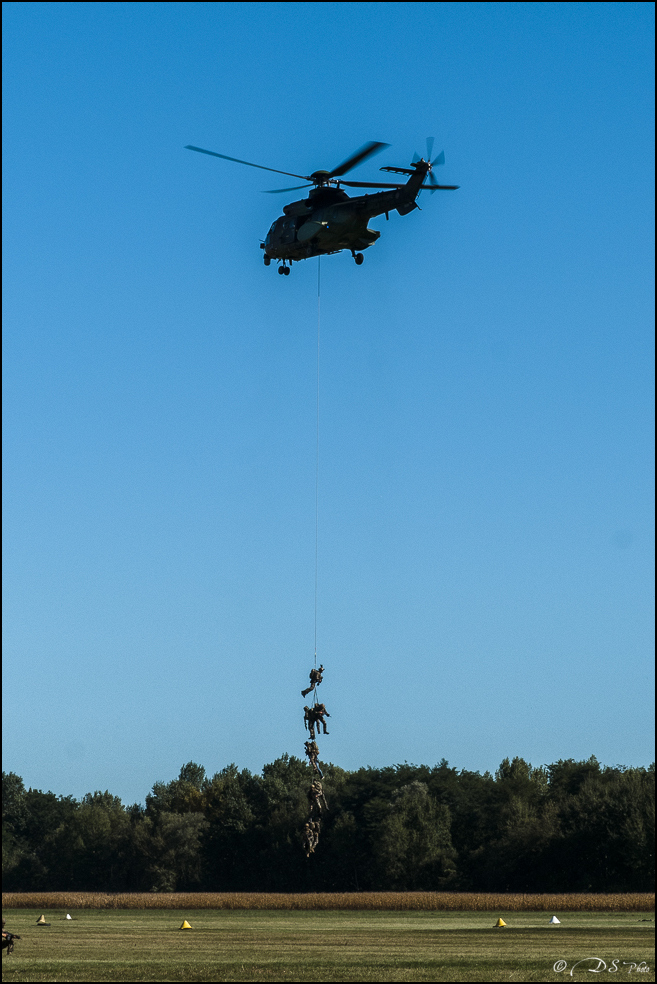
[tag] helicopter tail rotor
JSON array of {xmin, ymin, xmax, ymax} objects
[
  {"xmin": 416, "ymin": 138, "xmax": 452, "ymax": 192},
  {"xmin": 413, "ymin": 136, "xmax": 439, "ymax": 164}
]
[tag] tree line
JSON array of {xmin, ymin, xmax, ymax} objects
[{"xmin": 2, "ymin": 756, "xmax": 654, "ymax": 894}]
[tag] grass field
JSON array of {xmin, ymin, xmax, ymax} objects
[{"xmin": 1, "ymin": 909, "xmax": 654, "ymax": 983}]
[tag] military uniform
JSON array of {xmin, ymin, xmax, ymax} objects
[
  {"xmin": 313, "ymin": 703, "xmax": 330, "ymax": 734},
  {"xmin": 303, "ymin": 705, "xmax": 316, "ymax": 740},
  {"xmin": 308, "ymin": 779, "xmax": 328, "ymax": 816},
  {"xmin": 1, "ymin": 919, "xmax": 20, "ymax": 955},
  {"xmin": 310, "ymin": 820, "xmax": 321, "ymax": 851},
  {"xmin": 302, "ymin": 823, "xmax": 314, "ymax": 857},
  {"xmin": 301, "ymin": 664, "xmax": 325, "ymax": 698},
  {"xmin": 304, "ymin": 740, "xmax": 324, "ymax": 777}
]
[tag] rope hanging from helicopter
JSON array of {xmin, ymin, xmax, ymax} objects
[
  {"xmin": 296, "ymin": 256, "xmax": 327, "ymax": 862},
  {"xmin": 314, "ymin": 256, "xmax": 320, "ymax": 673},
  {"xmin": 183, "ymin": 137, "xmax": 459, "ymax": 860}
]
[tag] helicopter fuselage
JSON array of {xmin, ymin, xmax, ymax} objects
[{"xmin": 263, "ymin": 163, "xmax": 428, "ymax": 263}]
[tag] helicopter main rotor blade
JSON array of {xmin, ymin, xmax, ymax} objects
[
  {"xmin": 329, "ymin": 141, "xmax": 390, "ymax": 178},
  {"xmin": 263, "ymin": 184, "xmax": 313, "ymax": 193},
  {"xmin": 339, "ymin": 179, "xmax": 405, "ymax": 189},
  {"xmin": 185, "ymin": 146, "xmax": 309, "ymax": 181}
]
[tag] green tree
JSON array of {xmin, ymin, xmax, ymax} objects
[
  {"xmin": 48, "ymin": 792, "xmax": 131, "ymax": 889},
  {"xmin": 555, "ymin": 767, "xmax": 655, "ymax": 891},
  {"xmin": 3, "ymin": 786, "xmax": 78, "ymax": 890},
  {"xmin": 547, "ymin": 756, "xmax": 601, "ymax": 798},
  {"xmin": 2, "ymin": 772, "xmax": 28, "ymax": 883},
  {"xmin": 145, "ymin": 761, "xmax": 206, "ymax": 817},
  {"xmin": 133, "ymin": 811, "xmax": 209, "ymax": 892},
  {"xmin": 202, "ymin": 765, "xmax": 257, "ymax": 890},
  {"xmin": 373, "ymin": 780, "xmax": 456, "ymax": 890}
]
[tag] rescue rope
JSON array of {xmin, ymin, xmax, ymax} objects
[
  {"xmin": 300, "ymin": 257, "xmax": 325, "ymax": 863},
  {"xmin": 314, "ymin": 256, "xmax": 320, "ymax": 671}
]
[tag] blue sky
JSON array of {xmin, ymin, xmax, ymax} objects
[{"xmin": 3, "ymin": 2, "xmax": 654, "ymax": 806}]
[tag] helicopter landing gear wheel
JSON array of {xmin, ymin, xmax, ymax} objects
[
  {"xmin": 264, "ymin": 256, "xmax": 271, "ymax": 266},
  {"xmin": 354, "ymin": 252, "xmax": 364, "ymax": 265},
  {"xmin": 278, "ymin": 265, "xmax": 285, "ymax": 275},
  {"xmin": 284, "ymin": 266, "xmax": 290, "ymax": 275}
]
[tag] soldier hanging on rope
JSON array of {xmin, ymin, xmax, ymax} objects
[
  {"xmin": 302, "ymin": 823, "xmax": 315, "ymax": 857},
  {"xmin": 304, "ymin": 703, "xmax": 330, "ymax": 739},
  {"xmin": 303, "ymin": 705, "xmax": 316, "ymax": 740},
  {"xmin": 304, "ymin": 739, "xmax": 324, "ymax": 778},
  {"xmin": 301, "ymin": 664, "xmax": 325, "ymax": 698},
  {"xmin": 313, "ymin": 702, "xmax": 330, "ymax": 735},
  {"xmin": 309, "ymin": 819, "xmax": 321, "ymax": 851},
  {"xmin": 308, "ymin": 779, "xmax": 328, "ymax": 816}
]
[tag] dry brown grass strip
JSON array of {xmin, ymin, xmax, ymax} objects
[{"xmin": 2, "ymin": 891, "xmax": 654, "ymax": 911}]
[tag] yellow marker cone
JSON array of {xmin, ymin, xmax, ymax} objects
[
  {"xmin": 36, "ymin": 914, "xmax": 47, "ymax": 925},
  {"xmin": 180, "ymin": 920, "xmax": 192, "ymax": 930},
  {"xmin": 495, "ymin": 917, "xmax": 507, "ymax": 927}
]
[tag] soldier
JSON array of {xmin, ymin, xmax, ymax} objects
[
  {"xmin": 1, "ymin": 919, "xmax": 20, "ymax": 955},
  {"xmin": 310, "ymin": 820, "xmax": 321, "ymax": 851},
  {"xmin": 308, "ymin": 779, "xmax": 328, "ymax": 816},
  {"xmin": 301, "ymin": 664, "xmax": 325, "ymax": 698},
  {"xmin": 303, "ymin": 705, "xmax": 316, "ymax": 740},
  {"xmin": 304, "ymin": 740, "xmax": 324, "ymax": 778},
  {"xmin": 307, "ymin": 780, "xmax": 320, "ymax": 816},
  {"xmin": 302, "ymin": 823, "xmax": 314, "ymax": 857},
  {"xmin": 313, "ymin": 703, "xmax": 330, "ymax": 735}
]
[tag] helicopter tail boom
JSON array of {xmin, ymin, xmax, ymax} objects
[{"xmin": 349, "ymin": 160, "xmax": 430, "ymax": 219}]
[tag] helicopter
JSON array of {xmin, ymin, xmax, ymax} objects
[{"xmin": 185, "ymin": 139, "xmax": 458, "ymax": 274}]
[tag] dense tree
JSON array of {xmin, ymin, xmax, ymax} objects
[
  {"xmin": 554, "ymin": 767, "xmax": 655, "ymax": 891},
  {"xmin": 41, "ymin": 791, "xmax": 131, "ymax": 890},
  {"xmin": 373, "ymin": 781, "xmax": 456, "ymax": 889},
  {"xmin": 201, "ymin": 764, "xmax": 258, "ymax": 890},
  {"xmin": 132, "ymin": 811, "xmax": 209, "ymax": 892},
  {"xmin": 2, "ymin": 758, "xmax": 654, "ymax": 893}
]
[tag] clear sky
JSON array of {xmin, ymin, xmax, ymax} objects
[{"xmin": 3, "ymin": 2, "xmax": 654, "ymax": 807}]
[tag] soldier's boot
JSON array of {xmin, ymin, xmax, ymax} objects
[{"xmin": 301, "ymin": 686, "xmax": 314, "ymax": 697}]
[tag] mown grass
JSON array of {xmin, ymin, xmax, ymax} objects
[{"xmin": 1, "ymin": 909, "xmax": 654, "ymax": 982}]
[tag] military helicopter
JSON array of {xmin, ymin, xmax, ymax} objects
[{"xmin": 185, "ymin": 139, "xmax": 458, "ymax": 274}]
